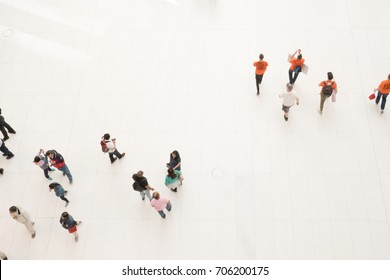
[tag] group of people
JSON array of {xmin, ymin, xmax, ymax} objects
[
  {"xmin": 253, "ymin": 49, "xmax": 390, "ymax": 120},
  {"xmin": 0, "ymin": 126, "xmax": 184, "ymax": 258}
]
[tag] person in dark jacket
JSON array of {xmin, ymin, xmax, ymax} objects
[
  {"xmin": 166, "ymin": 150, "xmax": 181, "ymax": 171},
  {"xmin": 0, "ymin": 168, "xmax": 3, "ymax": 175},
  {"xmin": 0, "ymin": 108, "xmax": 16, "ymax": 141},
  {"xmin": 132, "ymin": 171, "xmax": 155, "ymax": 201},
  {"xmin": 0, "ymin": 139, "xmax": 14, "ymax": 159},
  {"xmin": 49, "ymin": 182, "xmax": 69, "ymax": 207},
  {"xmin": 46, "ymin": 150, "xmax": 73, "ymax": 184},
  {"xmin": 60, "ymin": 212, "xmax": 81, "ymax": 242}
]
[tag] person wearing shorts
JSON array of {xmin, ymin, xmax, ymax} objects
[{"xmin": 279, "ymin": 83, "xmax": 299, "ymax": 121}]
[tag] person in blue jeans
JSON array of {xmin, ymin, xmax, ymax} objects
[
  {"xmin": 132, "ymin": 171, "xmax": 155, "ymax": 201},
  {"xmin": 46, "ymin": 150, "xmax": 73, "ymax": 184}
]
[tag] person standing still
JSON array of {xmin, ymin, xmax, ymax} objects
[
  {"xmin": 9, "ymin": 206, "xmax": 36, "ymax": 238},
  {"xmin": 46, "ymin": 150, "xmax": 73, "ymax": 184},
  {"xmin": 279, "ymin": 83, "xmax": 299, "ymax": 121},
  {"xmin": 253, "ymin": 53, "xmax": 269, "ymax": 95},
  {"xmin": 33, "ymin": 149, "xmax": 55, "ymax": 180},
  {"xmin": 319, "ymin": 72, "xmax": 337, "ymax": 114},
  {"xmin": 288, "ymin": 49, "xmax": 305, "ymax": 85},
  {"xmin": 102, "ymin": 133, "xmax": 125, "ymax": 164},
  {"xmin": 166, "ymin": 150, "xmax": 181, "ymax": 171},
  {"xmin": 375, "ymin": 74, "xmax": 390, "ymax": 114}
]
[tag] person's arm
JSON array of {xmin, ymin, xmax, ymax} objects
[
  {"xmin": 173, "ymin": 162, "xmax": 181, "ymax": 170},
  {"xmin": 145, "ymin": 184, "xmax": 155, "ymax": 191}
]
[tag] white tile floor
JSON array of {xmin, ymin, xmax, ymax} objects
[{"xmin": 0, "ymin": 0, "xmax": 390, "ymax": 259}]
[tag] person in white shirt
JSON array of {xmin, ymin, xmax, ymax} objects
[
  {"xmin": 102, "ymin": 133, "xmax": 125, "ymax": 164},
  {"xmin": 9, "ymin": 206, "xmax": 36, "ymax": 238},
  {"xmin": 279, "ymin": 83, "xmax": 299, "ymax": 121}
]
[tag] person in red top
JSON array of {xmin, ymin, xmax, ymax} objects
[
  {"xmin": 375, "ymin": 74, "xmax": 390, "ymax": 113},
  {"xmin": 288, "ymin": 49, "xmax": 305, "ymax": 85},
  {"xmin": 253, "ymin": 53, "xmax": 268, "ymax": 95},
  {"xmin": 318, "ymin": 72, "xmax": 337, "ymax": 114}
]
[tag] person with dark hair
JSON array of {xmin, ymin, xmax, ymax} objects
[
  {"xmin": 165, "ymin": 168, "xmax": 183, "ymax": 192},
  {"xmin": 253, "ymin": 53, "xmax": 269, "ymax": 95},
  {"xmin": 49, "ymin": 182, "xmax": 69, "ymax": 207},
  {"xmin": 46, "ymin": 149, "xmax": 73, "ymax": 184},
  {"xmin": 0, "ymin": 138, "xmax": 14, "ymax": 159},
  {"xmin": 60, "ymin": 212, "xmax": 81, "ymax": 242},
  {"xmin": 132, "ymin": 171, "xmax": 155, "ymax": 201},
  {"xmin": 279, "ymin": 83, "xmax": 299, "ymax": 121},
  {"xmin": 319, "ymin": 72, "xmax": 338, "ymax": 114},
  {"xmin": 9, "ymin": 206, "xmax": 36, "ymax": 238},
  {"xmin": 150, "ymin": 191, "xmax": 172, "ymax": 219},
  {"xmin": 288, "ymin": 49, "xmax": 305, "ymax": 85},
  {"xmin": 102, "ymin": 133, "xmax": 125, "ymax": 164},
  {"xmin": 166, "ymin": 150, "xmax": 181, "ymax": 171},
  {"xmin": 374, "ymin": 74, "xmax": 390, "ymax": 114},
  {"xmin": 0, "ymin": 109, "xmax": 16, "ymax": 141},
  {"xmin": 33, "ymin": 149, "xmax": 55, "ymax": 180}
]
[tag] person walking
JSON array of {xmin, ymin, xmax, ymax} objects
[
  {"xmin": 279, "ymin": 83, "xmax": 299, "ymax": 121},
  {"xmin": 0, "ymin": 138, "xmax": 14, "ymax": 159},
  {"xmin": 150, "ymin": 192, "xmax": 172, "ymax": 219},
  {"xmin": 33, "ymin": 149, "xmax": 55, "ymax": 180},
  {"xmin": 60, "ymin": 212, "xmax": 81, "ymax": 242},
  {"xmin": 46, "ymin": 150, "xmax": 73, "ymax": 184},
  {"xmin": 132, "ymin": 171, "xmax": 155, "ymax": 201},
  {"xmin": 375, "ymin": 74, "xmax": 390, "ymax": 114},
  {"xmin": 0, "ymin": 168, "xmax": 3, "ymax": 175},
  {"xmin": 49, "ymin": 182, "xmax": 69, "ymax": 207},
  {"xmin": 319, "ymin": 72, "xmax": 338, "ymax": 114},
  {"xmin": 288, "ymin": 49, "xmax": 305, "ymax": 85},
  {"xmin": 102, "ymin": 133, "xmax": 125, "ymax": 164},
  {"xmin": 253, "ymin": 53, "xmax": 269, "ymax": 95},
  {"xmin": 0, "ymin": 108, "xmax": 16, "ymax": 141},
  {"xmin": 166, "ymin": 150, "xmax": 181, "ymax": 171},
  {"xmin": 9, "ymin": 206, "xmax": 36, "ymax": 238},
  {"xmin": 165, "ymin": 168, "xmax": 183, "ymax": 192}
]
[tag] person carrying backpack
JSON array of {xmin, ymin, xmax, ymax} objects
[
  {"xmin": 132, "ymin": 171, "xmax": 155, "ymax": 201},
  {"xmin": 319, "ymin": 72, "xmax": 337, "ymax": 114},
  {"xmin": 101, "ymin": 133, "xmax": 125, "ymax": 164},
  {"xmin": 374, "ymin": 74, "xmax": 390, "ymax": 114}
]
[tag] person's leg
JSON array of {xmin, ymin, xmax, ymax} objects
[
  {"xmin": 3, "ymin": 122, "xmax": 16, "ymax": 133},
  {"xmin": 166, "ymin": 203, "xmax": 172, "ymax": 212},
  {"xmin": 0, "ymin": 143, "xmax": 13, "ymax": 158},
  {"xmin": 60, "ymin": 195, "xmax": 69, "ymax": 204},
  {"xmin": 320, "ymin": 94, "xmax": 328, "ymax": 112},
  {"xmin": 0, "ymin": 125, "xmax": 9, "ymax": 139},
  {"xmin": 24, "ymin": 221, "xmax": 36, "ymax": 237},
  {"xmin": 140, "ymin": 191, "xmax": 145, "ymax": 200},
  {"xmin": 158, "ymin": 210, "xmax": 166, "ymax": 218},
  {"xmin": 381, "ymin": 93, "xmax": 388, "ymax": 111},
  {"xmin": 73, "ymin": 231, "xmax": 79, "ymax": 242},
  {"xmin": 288, "ymin": 69, "xmax": 293, "ymax": 84},
  {"xmin": 376, "ymin": 91, "xmax": 382, "ymax": 104},
  {"xmin": 43, "ymin": 168, "xmax": 52, "ymax": 179},
  {"xmin": 113, "ymin": 149, "xmax": 125, "ymax": 159},
  {"xmin": 59, "ymin": 165, "xmax": 73, "ymax": 183},
  {"xmin": 109, "ymin": 152, "xmax": 116, "ymax": 163},
  {"xmin": 145, "ymin": 189, "xmax": 152, "ymax": 201},
  {"xmin": 255, "ymin": 74, "xmax": 260, "ymax": 93},
  {"xmin": 292, "ymin": 70, "xmax": 300, "ymax": 84}
]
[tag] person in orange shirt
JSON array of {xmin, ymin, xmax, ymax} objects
[
  {"xmin": 288, "ymin": 49, "xmax": 305, "ymax": 85},
  {"xmin": 318, "ymin": 72, "xmax": 337, "ymax": 114},
  {"xmin": 375, "ymin": 74, "xmax": 390, "ymax": 113},
  {"xmin": 253, "ymin": 53, "xmax": 268, "ymax": 95}
]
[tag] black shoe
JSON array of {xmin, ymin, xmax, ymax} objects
[
  {"xmin": 111, "ymin": 158, "xmax": 117, "ymax": 164},
  {"xmin": 3, "ymin": 153, "xmax": 7, "ymax": 156},
  {"xmin": 8, "ymin": 131, "xmax": 16, "ymax": 134},
  {"xmin": 2, "ymin": 136, "xmax": 9, "ymax": 141},
  {"xmin": 171, "ymin": 188, "xmax": 177, "ymax": 192},
  {"xmin": 119, "ymin": 153, "xmax": 125, "ymax": 159},
  {"xmin": 0, "ymin": 168, "xmax": 3, "ymax": 175},
  {"xmin": 284, "ymin": 115, "xmax": 288, "ymax": 121},
  {"xmin": 6, "ymin": 154, "xmax": 14, "ymax": 159}
]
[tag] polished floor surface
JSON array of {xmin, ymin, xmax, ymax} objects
[{"xmin": 0, "ymin": 0, "xmax": 390, "ymax": 259}]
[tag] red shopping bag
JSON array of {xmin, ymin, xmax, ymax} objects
[{"xmin": 369, "ymin": 93, "xmax": 376, "ymax": 100}]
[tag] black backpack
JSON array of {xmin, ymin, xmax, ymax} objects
[
  {"xmin": 132, "ymin": 181, "xmax": 145, "ymax": 192},
  {"xmin": 323, "ymin": 81, "xmax": 334, "ymax": 96}
]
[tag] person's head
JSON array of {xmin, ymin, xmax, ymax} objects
[
  {"xmin": 259, "ymin": 53, "xmax": 264, "ymax": 60},
  {"xmin": 327, "ymin": 72, "xmax": 334, "ymax": 80},
  {"xmin": 49, "ymin": 183, "xmax": 57, "ymax": 189},
  {"xmin": 47, "ymin": 150, "xmax": 54, "ymax": 159},
  {"xmin": 61, "ymin": 212, "xmax": 69, "ymax": 219},
  {"xmin": 167, "ymin": 168, "xmax": 176, "ymax": 179},
  {"xmin": 286, "ymin": 83, "xmax": 293, "ymax": 92},
  {"xmin": 9, "ymin": 206, "xmax": 18, "ymax": 214},
  {"xmin": 171, "ymin": 150, "xmax": 180, "ymax": 159},
  {"xmin": 103, "ymin": 133, "xmax": 110, "ymax": 140},
  {"xmin": 152, "ymin": 192, "xmax": 160, "ymax": 200},
  {"xmin": 297, "ymin": 54, "xmax": 302, "ymax": 60},
  {"xmin": 136, "ymin": 170, "xmax": 144, "ymax": 177},
  {"xmin": 33, "ymin": 156, "xmax": 41, "ymax": 163}
]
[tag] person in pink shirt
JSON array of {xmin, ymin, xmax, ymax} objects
[{"xmin": 150, "ymin": 192, "xmax": 172, "ymax": 219}]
